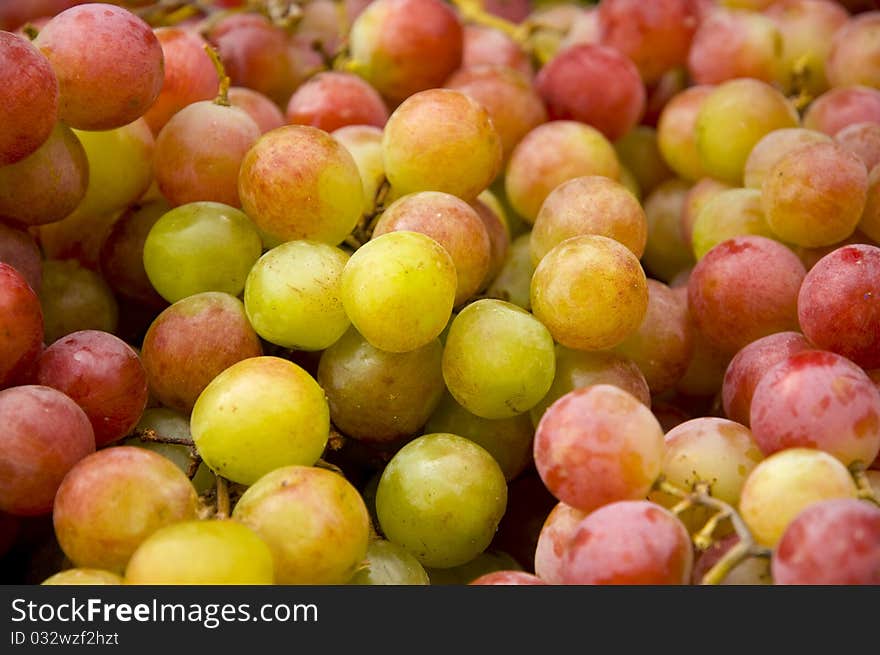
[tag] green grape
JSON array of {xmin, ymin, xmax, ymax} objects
[
  {"xmin": 348, "ymin": 539, "xmax": 430, "ymax": 585},
  {"xmin": 442, "ymin": 299, "xmax": 555, "ymax": 419},
  {"xmin": 641, "ymin": 179, "xmax": 694, "ymax": 283},
  {"xmin": 124, "ymin": 408, "xmax": 215, "ymax": 494},
  {"xmin": 332, "ymin": 125, "xmax": 385, "ymax": 214},
  {"xmin": 244, "ymin": 240, "xmax": 350, "ymax": 351},
  {"xmin": 232, "ymin": 466, "xmax": 370, "ymax": 585},
  {"xmin": 691, "ymin": 188, "xmax": 776, "ymax": 260},
  {"xmin": 340, "ymin": 231, "xmax": 456, "ymax": 353},
  {"xmin": 39, "ymin": 259, "xmax": 118, "ymax": 345},
  {"xmin": 124, "ymin": 520, "xmax": 274, "ymax": 585},
  {"xmin": 426, "ymin": 550, "xmax": 522, "ymax": 585},
  {"xmin": 143, "ymin": 201, "xmax": 262, "ymax": 303},
  {"xmin": 425, "ymin": 392, "xmax": 534, "ymax": 481},
  {"xmin": 317, "ymin": 328, "xmax": 445, "ymax": 443},
  {"xmin": 190, "ymin": 356, "xmax": 329, "ymax": 485},
  {"xmin": 42, "ymin": 569, "xmax": 123, "ymax": 585},
  {"xmin": 486, "ymin": 233, "xmax": 534, "ymax": 310},
  {"xmin": 613, "ymin": 126, "xmax": 673, "ymax": 197},
  {"xmin": 376, "ymin": 433, "xmax": 508, "ymax": 568},
  {"xmin": 531, "ymin": 235, "xmax": 648, "ymax": 351}
]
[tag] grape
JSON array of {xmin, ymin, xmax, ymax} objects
[
  {"xmin": 687, "ymin": 236, "xmax": 805, "ymax": 355},
  {"xmin": 0, "ymin": 264, "xmax": 43, "ymax": 388},
  {"xmin": 613, "ymin": 279, "xmax": 694, "ymax": 394},
  {"xmin": 141, "ymin": 292, "xmax": 262, "ymax": 413},
  {"xmin": 861, "ymin": 166, "xmax": 880, "ymax": 243},
  {"xmin": 487, "ymin": 233, "xmax": 534, "ymax": 310},
  {"xmin": 285, "ymin": 71, "xmax": 388, "ymax": 132},
  {"xmin": 348, "ymin": 539, "xmax": 430, "ymax": 585},
  {"xmin": 695, "ymin": 79, "xmax": 798, "ymax": 184},
  {"xmin": 425, "ymin": 392, "xmax": 533, "ymax": 481},
  {"xmin": 530, "ymin": 348, "xmax": 651, "ymax": 427},
  {"xmin": 691, "ymin": 188, "xmax": 776, "ymax": 260},
  {"xmin": 0, "ymin": 385, "xmax": 94, "ymax": 516},
  {"xmin": 244, "ymin": 240, "xmax": 349, "ymax": 351},
  {"xmin": 36, "ymin": 330, "xmax": 147, "ymax": 447},
  {"xmin": 530, "ymin": 176, "xmax": 647, "ymax": 264},
  {"xmin": 534, "ymin": 385, "xmax": 665, "ymax": 513},
  {"xmin": 0, "ymin": 123, "xmax": 88, "ymax": 227},
  {"xmin": 53, "ymin": 446, "xmax": 198, "ymax": 573},
  {"xmin": 751, "ymin": 350, "xmax": 880, "ymax": 467},
  {"xmin": 641, "ymin": 179, "xmax": 695, "ymax": 282},
  {"xmin": 426, "ymin": 550, "xmax": 522, "ymax": 585},
  {"xmin": 442, "ymin": 299, "xmax": 555, "ymax": 419},
  {"xmin": 531, "ymin": 235, "xmax": 648, "ymax": 351},
  {"xmin": 827, "ymin": 12, "xmax": 880, "ymax": 90},
  {"xmin": 42, "ymin": 569, "xmax": 123, "ymax": 586},
  {"xmin": 505, "ymin": 121, "xmax": 620, "ymax": 223},
  {"xmin": 835, "ymin": 122, "xmax": 880, "ymax": 172},
  {"xmin": 692, "ymin": 534, "xmax": 771, "ymax": 585},
  {"xmin": 798, "ymin": 245, "xmax": 880, "ymax": 368},
  {"xmin": 527, "ymin": 4, "xmax": 585, "ymax": 62},
  {"xmin": 124, "ymin": 519, "xmax": 274, "ymax": 585},
  {"xmin": 536, "ymin": 43, "xmax": 645, "ymax": 141},
  {"xmin": 99, "ymin": 199, "xmax": 170, "ymax": 308},
  {"xmin": 376, "ymin": 433, "xmax": 507, "ymax": 568},
  {"xmin": 125, "ymin": 408, "xmax": 214, "ymax": 493},
  {"xmin": 0, "ymin": 31, "xmax": 58, "ymax": 166},
  {"xmin": 743, "ymin": 127, "xmax": 832, "ymax": 190},
  {"xmin": 470, "ymin": 571, "xmax": 545, "ymax": 585},
  {"xmin": 802, "ymin": 85, "xmax": 880, "ymax": 136},
  {"xmin": 339, "ymin": 231, "xmax": 456, "ymax": 353},
  {"xmin": 143, "ymin": 27, "xmax": 217, "ymax": 134},
  {"xmin": 153, "ymin": 101, "xmax": 261, "ymax": 208},
  {"xmin": 228, "ymin": 87, "xmax": 285, "ymax": 134},
  {"xmin": 772, "ymin": 498, "xmax": 880, "ymax": 585},
  {"xmin": 39, "ymin": 259, "xmax": 118, "ymax": 345},
  {"xmin": 0, "ymin": 224, "xmax": 41, "ymax": 293},
  {"xmin": 557, "ymin": 6, "xmax": 602, "ymax": 52},
  {"xmin": 657, "ymin": 85, "xmax": 713, "ymax": 182},
  {"xmin": 687, "ymin": 8, "xmax": 783, "ymax": 85},
  {"xmin": 317, "ymin": 328, "xmax": 444, "ymax": 443},
  {"xmin": 348, "ymin": 0, "xmax": 462, "ymax": 105},
  {"xmin": 143, "ymin": 201, "xmax": 262, "ymax": 303},
  {"xmin": 470, "ymin": 191, "xmax": 510, "ymax": 286},
  {"xmin": 232, "ymin": 465, "xmax": 370, "ymax": 584},
  {"xmin": 382, "ymin": 89, "xmax": 501, "ymax": 201},
  {"xmin": 332, "ymin": 125, "xmax": 385, "ymax": 214},
  {"xmin": 597, "ymin": 0, "xmax": 700, "ymax": 84},
  {"xmin": 613, "ymin": 127, "xmax": 674, "ymax": 197},
  {"xmin": 675, "ymin": 327, "xmax": 733, "ymax": 397},
  {"xmin": 534, "ymin": 502, "xmax": 586, "ymax": 584},
  {"xmin": 461, "ymin": 25, "xmax": 532, "ymax": 78},
  {"xmin": 34, "ymin": 4, "xmax": 163, "ymax": 130},
  {"xmin": 191, "ymin": 356, "xmax": 329, "ymax": 485},
  {"xmin": 562, "ymin": 500, "xmax": 693, "ymax": 585},
  {"xmin": 739, "ymin": 448, "xmax": 858, "ymax": 547},
  {"xmin": 238, "ymin": 125, "xmax": 364, "ymax": 246},
  {"xmin": 722, "ymin": 331, "xmax": 813, "ymax": 426},
  {"xmin": 762, "ymin": 142, "xmax": 868, "ymax": 248}
]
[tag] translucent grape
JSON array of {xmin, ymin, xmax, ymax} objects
[{"xmin": 348, "ymin": 539, "xmax": 430, "ymax": 585}]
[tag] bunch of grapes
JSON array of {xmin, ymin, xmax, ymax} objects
[{"xmin": 1, "ymin": 0, "xmax": 880, "ymax": 588}]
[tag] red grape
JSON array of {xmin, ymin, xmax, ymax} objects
[
  {"xmin": 470, "ymin": 571, "xmax": 546, "ymax": 585},
  {"xmin": 228, "ymin": 87, "xmax": 285, "ymax": 134},
  {"xmin": 461, "ymin": 25, "xmax": 532, "ymax": 78},
  {"xmin": 285, "ymin": 71, "xmax": 388, "ymax": 132},
  {"xmin": 803, "ymin": 85, "xmax": 880, "ymax": 136},
  {"xmin": 0, "ymin": 263, "xmax": 44, "ymax": 388},
  {"xmin": 0, "ymin": 223, "xmax": 42, "ymax": 293}
]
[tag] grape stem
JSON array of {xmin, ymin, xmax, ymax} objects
[
  {"xmin": 204, "ymin": 44, "xmax": 231, "ymax": 106},
  {"xmin": 654, "ymin": 477, "xmax": 771, "ymax": 585},
  {"xmin": 129, "ymin": 427, "xmax": 202, "ymax": 481},
  {"xmin": 450, "ymin": 0, "xmax": 530, "ymax": 46},
  {"xmin": 21, "ymin": 24, "xmax": 40, "ymax": 40},
  {"xmin": 850, "ymin": 462, "xmax": 880, "ymax": 507},
  {"xmin": 215, "ymin": 476, "xmax": 230, "ymax": 519}
]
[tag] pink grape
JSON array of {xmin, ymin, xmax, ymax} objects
[
  {"xmin": 534, "ymin": 502, "xmax": 586, "ymax": 584},
  {"xmin": 470, "ymin": 571, "xmax": 546, "ymax": 585},
  {"xmin": 835, "ymin": 122, "xmax": 880, "ymax": 172},
  {"xmin": 461, "ymin": 25, "xmax": 531, "ymax": 78},
  {"xmin": 803, "ymin": 85, "xmax": 880, "ymax": 136},
  {"xmin": 228, "ymin": 87, "xmax": 285, "ymax": 134},
  {"xmin": 657, "ymin": 85, "xmax": 713, "ymax": 182},
  {"xmin": 826, "ymin": 12, "xmax": 880, "ymax": 90},
  {"xmin": 0, "ymin": 263, "xmax": 44, "ymax": 388},
  {"xmin": 285, "ymin": 71, "xmax": 388, "ymax": 132}
]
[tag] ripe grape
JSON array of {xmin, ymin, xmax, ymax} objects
[
  {"xmin": 691, "ymin": 188, "xmax": 776, "ymax": 260},
  {"xmin": 487, "ymin": 233, "xmax": 534, "ymax": 310},
  {"xmin": 743, "ymin": 127, "xmax": 832, "ymax": 190},
  {"xmin": 34, "ymin": 4, "xmax": 163, "ymax": 130},
  {"xmin": 238, "ymin": 125, "xmax": 364, "ymax": 246},
  {"xmin": 233, "ymin": 465, "xmax": 370, "ymax": 584},
  {"xmin": 53, "ymin": 446, "xmax": 198, "ymax": 573},
  {"xmin": 687, "ymin": 236, "xmax": 806, "ymax": 355},
  {"xmin": 442, "ymin": 299, "xmax": 555, "ymax": 419},
  {"xmin": 376, "ymin": 433, "xmax": 507, "ymax": 568},
  {"xmin": 826, "ymin": 12, "xmax": 880, "ymax": 90},
  {"xmin": 534, "ymin": 385, "xmax": 665, "ymax": 513},
  {"xmin": 681, "ymin": 179, "xmax": 734, "ymax": 249},
  {"xmin": 772, "ymin": 498, "xmax": 880, "ymax": 585},
  {"xmin": 562, "ymin": 500, "xmax": 693, "ymax": 585},
  {"xmin": 244, "ymin": 240, "xmax": 349, "ymax": 351},
  {"xmin": 339, "ymin": 231, "xmax": 456, "ymax": 353},
  {"xmin": 835, "ymin": 122, "xmax": 880, "ymax": 172},
  {"xmin": 332, "ymin": 125, "xmax": 385, "ymax": 214},
  {"xmin": 860, "ymin": 167, "xmax": 880, "ymax": 243},
  {"xmin": 657, "ymin": 85, "xmax": 713, "ymax": 182},
  {"xmin": 798, "ymin": 245, "xmax": 880, "ymax": 369},
  {"xmin": 675, "ymin": 327, "xmax": 733, "ymax": 397},
  {"xmin": 531, "ymin": 235, "xmax": 648, "ymax": 351},
  {"xmin": 461, "ymin": 25, "xmax": 532, "ymax": 78},
  {"xmin": 470, "ymin": 190, "xmax": 510, "ymax": 286},
  {"xmin": 722, "ymin": 331, "xmax": 813, "ymax": 426},
  {"xmin": 382, "ymin": 89, "xmax": 501, "ymax": 201},
  {"xmin": 613, "ymin": 127, "xmax": 674, "ymax": 197},
  {"xmin": 505, "ymin": 121, "xmax": 620, "ymax": 222},
  {"xmin": 802, "ymin": 85, "xmax": 880, "ymax": 136},
  {"xmin": 228, "ymin": 87, "xmax": 285, "ymax": 134},
  {"xmin": 534, "ymin": 502, "xmax": 586, "ymax": 584},
  {"xmin": 141, "ymin": 292, "xmax": 262, "ymax": 413},
  {"xmin": 42, "ymin": 569, "xmax": 123, "ymax": 586},
  {"xmin": 191, "ymin": 356, "xmax": 329, "ymax": 485},
  {"xmin": 317, "ymin": 328, "xmax": 445, "ymax": 443},
  {"xmin": 0, "ymin": 264, "xmax": 43, "ymax": 388},
  {"xmin": 0, "ymin": 224, "xmax": 42, "ymax": 293},
  {"xmin": 39, "ymin": 259, "xmax": 118, "ymax": 345},
  {"xmin": 36, "ymin": 330, "xmax": 148, "ymax": 447},
  {"xmin": 0, "ymin": 385, "xmax": 94, "ymax": 516},
  {"xmin": 739, "ymin": 448, "xmax": 858, "ymax": 547},
  {"xmin": 348, "ymin": 539, "xmax": 430, "ymax": 585},
  {"xmin": 470, "ymin": 571, "xmax": 545, "ymax": 585},
  {"xmin": 642, "ymin": 179, "xmax": 695, "ymax": 282},
  {"xmin": 285, "ymin": 71, "xmax": 388, "ymax": 132},
  {"xmin": 124, "ymin": 519, "xmax": 274, "ymax": 585}
]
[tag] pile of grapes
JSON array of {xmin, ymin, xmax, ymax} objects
[{"xmin": 2, "ymin": 0, "xmax": 880, "ymax": 586}]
